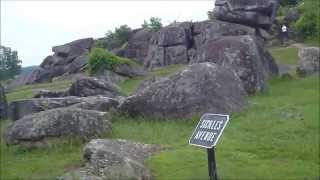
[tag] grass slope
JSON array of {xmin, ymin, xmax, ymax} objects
[
  {"xmin": 269, "ymin": 47, "xmax": 299, "ymax": 65},
  {"xmin": 1, "ymin": 48, "xmax": 319, "ymax": 179},
  {"xmin": 6, "ymin": 80, "xmax": 72, "ymax": 103}
]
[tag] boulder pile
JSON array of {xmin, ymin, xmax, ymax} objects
[{"xmin": 22, "ymin": 38, "xmax": 94, "ymax": 84}]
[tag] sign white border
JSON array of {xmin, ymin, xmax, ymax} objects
[{"xmin": 189, "ymin": 113, "xmax": 230, "ymax": 149}]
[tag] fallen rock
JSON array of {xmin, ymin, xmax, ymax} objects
[
  {"xmin": 4, "ymin": 108, "xmax": 111, "ymax": 146},
  {"xmin": 214, "ymin": 0, "xmax": 280, "ymax": 30},
  {"xmin": 69, "ymin": 96, "xmax": 120, "ymax": 113},
  {"xmin": 0, "ymin": 83, "xmax": 8, "ymax": 119},
  {"xmin": 297, "ymin": 47, "xmax": 320, "ymax": 76},
  {"xmin": 114, "ymin": 64, "xmax": 147, "ymax": 78},
  {"xmin": 94, "ymin": 70, "xmax": 129, "ymax": 85},
  {"xmin": 194, "ymin": 35, "xmax": 278, "ymax": 93},
  {"xmin": 8, "ymin": 97, "xmax": 83, "ymax": 121},
  {"xmin": 61, "ymin": 139, "xmax": 162, "ymax": 180},
  {"xmin": 69, "ymin": 77, "xmax": 123, "ymax": 98},
  {"xmin": 33, "ymin": 89, "xmax": 69, "ymax": 98},
  {"xmin": 120, "ymin": 63, "xmax": 247, "ymax": 119},
  {"xmin": 9, "ymin": 96, "xmax": 120, "ymax": 121}
]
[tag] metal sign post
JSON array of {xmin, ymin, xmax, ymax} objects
[
  {"xmin": 207, "ymin": 148, "xmax": 218, "ymax": 180},
  {"xmin": 189, "ymin": 113, "xmax": 229, "ymax": 180}
]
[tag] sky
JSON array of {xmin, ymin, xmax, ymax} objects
[{"xmin": 1, "ymin": 1, "xmax": 214, "ymax": 67}]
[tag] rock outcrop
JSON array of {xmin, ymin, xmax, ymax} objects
[
  {"xmin": 69, "ymin": 77, "xmax": 123, "ymax": 98},
  {"xmin": 61, "ymin": 139, "xmax": 162, "ymax": 180},
  {"xmin": 0, "ymin": 83, "xmax": 8, "ymax": 119},
  {"xmin": 119, "ymin": 28, "xmax": 156, "ymax": 65},
  {"xmin": 194, "ymin": 35, "xmax": 278, "ymax": 93},
  {"xmin": 4, "ymin": 108, "xmax": 111, "ymax": 146},
  {"xmin": 120, "ymin": 63, "xmax": 247, "ymax": 119},
  {"xmin": 297, "ymin": 47, "xmax": 320, "ymax": 76},
  {"xmin": 144, "ymin": 21, "xmax": 256, "ymax": 69},
  {"xmin": 214, "ymin": 0, "xmax": 280, "ymax": 30},
  {"xmin": 23, "ymin": 38, "xmax": 94, "ymax": 84},
  {"xmin": 4, "ymin": 108, "xmax": 110, "ymax": 146},
  {"xmin": 8, "ymin": 96, "xmax": 119, "ymax": 121}
]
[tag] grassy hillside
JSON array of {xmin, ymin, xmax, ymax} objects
[{"xmin": 0, "ymin": 48, "xmax": 319, "ymax": 179}]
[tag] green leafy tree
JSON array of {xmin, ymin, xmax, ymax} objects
[
  {"xmin": 94, "ymin": 25, "xmax": 132, "ymax": 50},
  {"xmin": 0, "ymin": 46, "xmax": 22, "ymax": 81},
  {"xmin": 207, "ymin": 10, "xmax": 216, "ymax": 20},
  {"xmin": 141, "ymin": 17, "xmax": 163, "ymax": 31},
  {"xmin": 294, "ymin": 0, "xmax": 320, "ymax": 40}
]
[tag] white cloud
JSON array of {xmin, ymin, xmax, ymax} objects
[{"xmin": 1, "ymin": 1, "xmax": 214, "ymax": 67}]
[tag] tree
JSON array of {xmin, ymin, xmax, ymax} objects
[
  {"xmin": 207, "ymin": 10, "xmax": 216, "ymax": 20},
  {"xmin": 141, "ymin": 17, "xmax": 163, "ymax": 31},
  {"xmin": 98, "ymin": 25, "xmax": 132, "ymax": 50},
  {"xmin": 0, "ymin": 46, "xmax": 22, "ymax": 81}
]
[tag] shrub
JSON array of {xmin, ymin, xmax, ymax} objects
[
  {"xmin": 88, "ymin": 48, "xmax": 136, "ymax": 75},
  {"xmin": 294, "ymin": 0, "xmax": 320, "ymax": 40}
]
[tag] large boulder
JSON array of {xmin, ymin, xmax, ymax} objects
[
  {"xmin": 4, "ymin": 108, "xmax": 111, "ymax": 146},
  {"xmin": 194, "ymin": 35, "xmax": 278, "ymax": 94},
  {"xmin": 0, "ymin": 83, "xmax": 8, "ymax": 119},
  {"xmin": 69, "ymin": 77, "xmax": 123, "ymax": 98},
  {"xmin": 120, "ymin": 63, "xmax": 247, "ymax": 119},
  {"xmin": 9, "ymin": 96, "xmax": 119, "ymax": 121},
  {"xmin": 297, "ymin": 47, "xmax": 320, "ymax": 76},
  {"xmin": 61, "ymin": 139, "xmax": 162, "ymax": 180},
  {"xmin": 52, "ymin": 38, "xmax": 93, "ymax": 58},
  {"xmin": 214, "ymin": 0, "xmax": 280, "ymax": 30}
]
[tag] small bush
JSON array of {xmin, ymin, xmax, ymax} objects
[{"xmin": 88, "ymin": 48, "xmax": 136, "ymax": 75}]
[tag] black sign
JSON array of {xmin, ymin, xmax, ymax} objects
[{"xmin": 189, "ymin": 113, "xmax": 229, "ymax": 148}]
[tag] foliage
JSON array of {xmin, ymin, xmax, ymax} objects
[
  {"xmin": 88, "ymin": 48, "xmax": 136, "ymax": 75},
  {"xmin": 0, "ymin": 46, "xmax": 22, "ymax": 81},
  {"xmin": 141, "ymin": 17, "xmax": 163, "ymax": 31},
  {"xmin": 294, "ymin": 0, "xmax": 320, "ymax": 40},
  {"xmin": 280, "ymin": 0, "xmax": 301, "ymax": 7},
  {"xmin": 207, "ymin": 10, "xmax": 216, "ymax": 21},
  {"xmin": 94, "ymin": 25, "xmax": 131, "ymax": 50}
]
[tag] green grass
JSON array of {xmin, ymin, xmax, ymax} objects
[
  {"xmin": 1, "ymin": 74, "xmax": 318, "ymax": 180},
  {"xmin": 112, "ymin": 75, "xmax": 320, "ymax": 180},
  {"xmin": 269, "ymin": 47, "xmax": 299, "ymax": 65},
  {"xmin": 6, "ymin": 80, "xmax": 72, "ymax": 103}
]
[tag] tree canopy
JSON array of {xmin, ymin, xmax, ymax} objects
[{"xmin": 0, "ymin": 46, "xmax": 22, "ymax": 81}]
